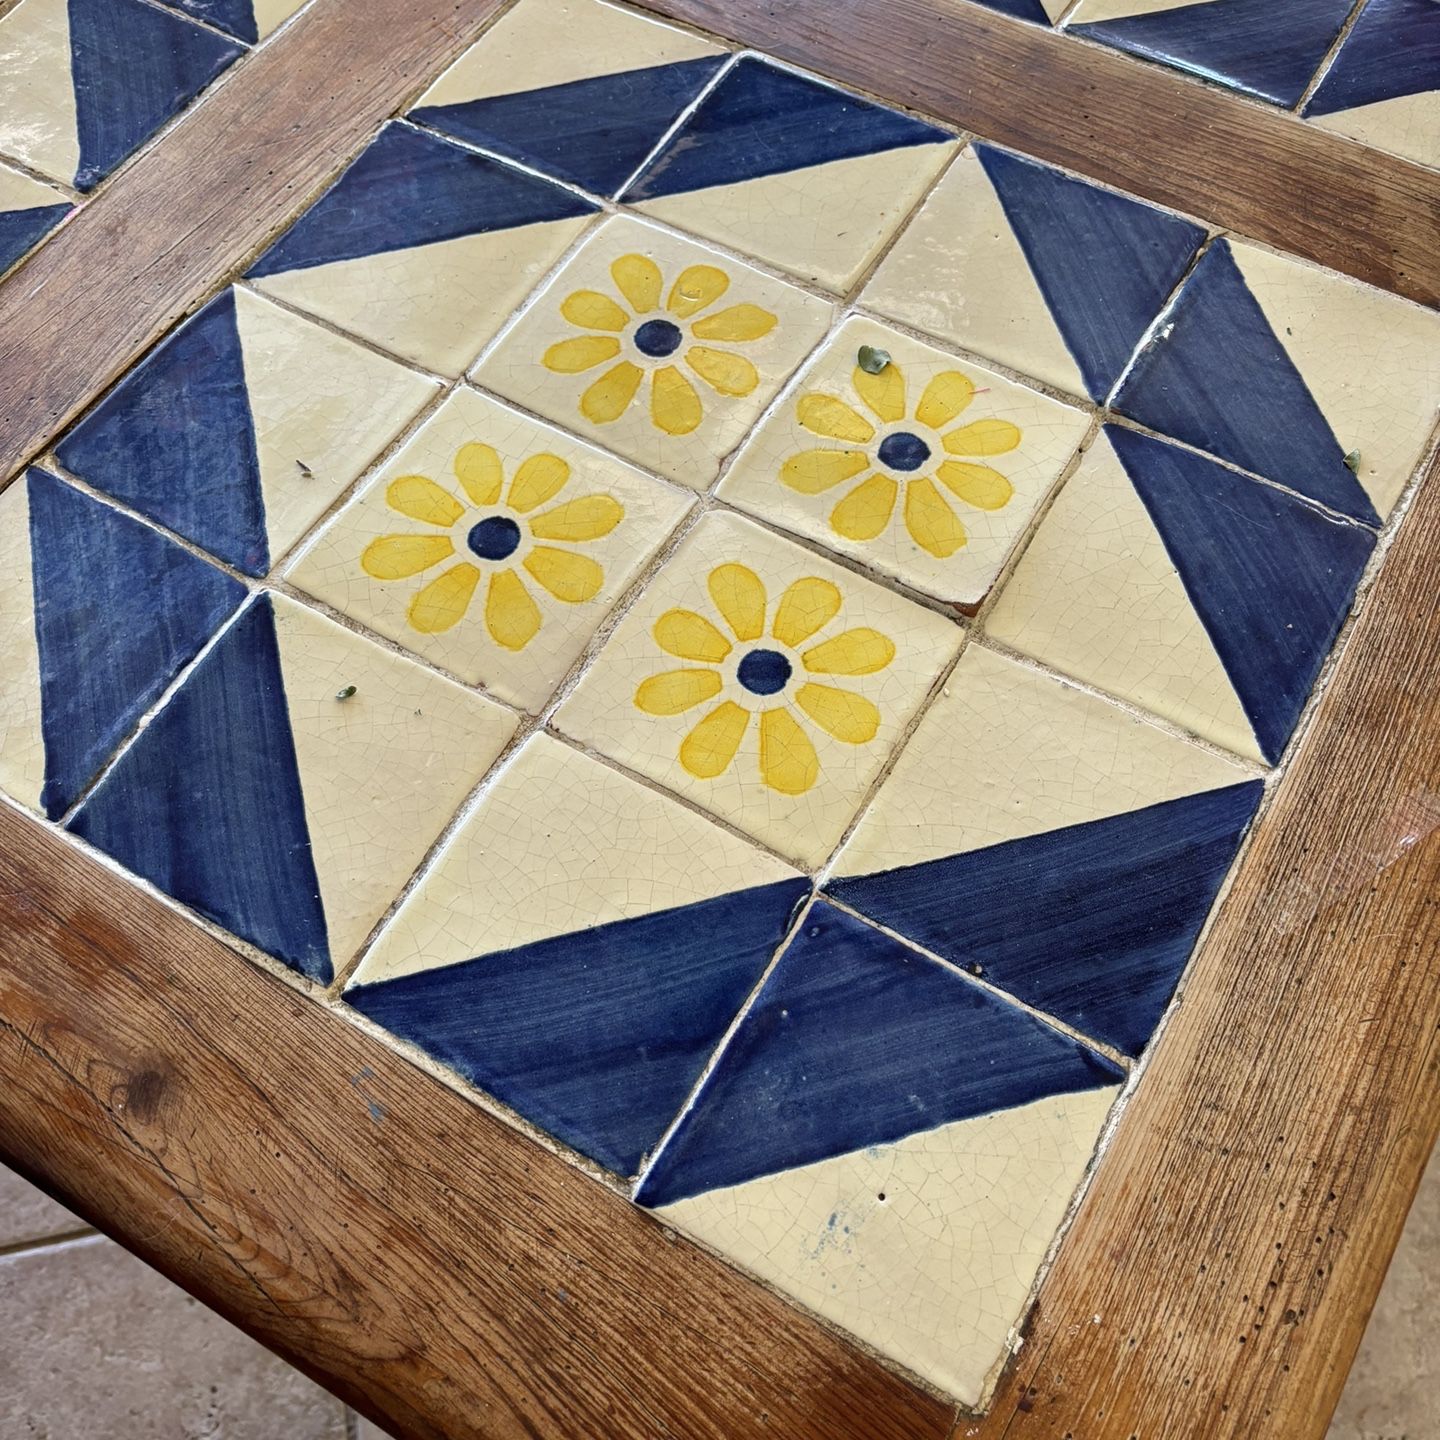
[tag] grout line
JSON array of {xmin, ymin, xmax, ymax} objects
[{"xmin": 1292, "ymin": 0, "xmax": 1372, "ymax": 114}]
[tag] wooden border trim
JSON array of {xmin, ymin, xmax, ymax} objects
[{"xmin": 633, "ymin": 0, "xmax": 1440, "ymax": 309}]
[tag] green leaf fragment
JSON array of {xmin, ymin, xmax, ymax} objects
[
  {"xmin": 335, "ymin": 685, "xmax": 357, "ymax": 701},
  {"xmin": 1343, "ymin": 450, "xmax": 1361, "ymax": 474},
  {"xmin": 857, "ymin": 345, "xmax": 892, "ymax": 376}
]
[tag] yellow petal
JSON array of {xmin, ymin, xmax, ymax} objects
[
  {"xmin": 507, "ymin": 453, "xmax": 570, "ymax": 513},
  {"xmin": 529, "ymin": 494, "xmax": 623, "ymax": 542},
  {"xmin": 680, "ymin": 701, "xmax": 749, "ymax": 780},
  {"xmin": 524, "ymin": 546, "xmax": 604, "ymax": 604},
  {"xmin": 830, "ymin": 472, "xmax": 898, "ymax": 541},
  {"xmin": 691, "ymin": 303, "xmax": 777, "ymax": 342},
  {"xmin": 905, "ymin": 475, "xmax": 967, "ymax": 557},
  {"xmin": 772, "ymin": 576, "xmax": 842, "ymax": 647},
  {"xmin": 937, "ymin": 460, "xmax": 1015, "ymax": 511},
  {"xmin": 781, "ymin": 448, "xmax": 870, "ymax": 495},
  {"xmin": 385, "ymin": 474, "xmax": 463, "ymax": 527},
  {"xmin": 943, "ymin": 418, "xmax": 1022, "ymax": 457},
  {"xmin": 612, "ymin": 253, "xmax": 663, "ymax": 313},
  {"xmin": 802, "ymin": 627, "xmax": 895, "ymax": 676},
  {"xmin": 853, "ymin": 361, "xmax": 906, "ymax": 424},
  {"xmin": 635, "ymin": 667, "xmax": 723, "ymax": 716},
  {"xmin": 455, "ymin": 442, "xmax": 503, "ymax": 506},
  {"xmin": 668, "ymin": 264, "xmax": 729, "ymax": 318},
  {"xmin": 654, "ymin": 608, "xmax": 732, "ymax": 663},
  {"xmin": 708, "ymin": 563, "xmax": 766, "ymax": 642},
  {"xmin": 407, "ymin": 562, "xmax": 479, "ymax": 634},
  {"xmin": 485, "ymin": 568, "xmax": 542, "ymax": 651},
  {"xmin": 795, "ymin": 682, "xmax": 881, "ymax": 744},
  {"xmin": 916, "ymin": 371, "xmax": 976, "ymax": 429},
  {"xmin": 560, "ymin": 289, "xmax": 629, "ymax": 330},
  {"xmin": 581, "ymin": 362, "xmax": 643, "ymax": 424},
  {"xmin": 686, "ymin": 346, "xmax": 759, "ymax": 397},
  {"xmin": 798, "ymin": 394, "xmax": 875, "ymax": 443},
  {"xmin": 362, "ymin": 533, "xmax": 454, "ymax": 580},
  {"xmin": 652, "ymin": 365, "xmax": 703, "ymax": 436},
  {"xmin": 544, "ymin": 334, "xmax": 622, "ymax": 374},
  {"xmin": 758, "ymin": 707, "xmax": 818, "ymax": 795}
]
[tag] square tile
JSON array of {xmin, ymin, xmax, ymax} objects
[
  {"xmin": 718, "ymin": 315, "xmax": 1090, "ymax": 607},
  {"xmin": 635, "ymin": 899, "xmax": 1124, "ymax": 1406},
  {"xmin": 553, "ymin": 511, "xmax": 961, "ymax": 867},
  {"xmin": 346, "ymin": 732, "xmax": 807, "ymax": 1176},
  {"xmin": 0, "ymin": 161, "xmax": 72, "ymax": 277},
  {"xmin": 827, "ymin": 642, "xmax": 1263, "ymax": 1057},
  {"xmin": 287, "ymin": 386, "xmax": 692, "ymax": 711},
  {"xmin": 68, "ymin": 593, "xmax": 518, "ymax": 983},
  {"xmin": 475, "ymin": 214, "xmax": 834, "ymax": 489},
  {"xmin": 863, "ymin": 142, "xmax": 1204, "ymax": 403},
  {"xmin": 56, "ymin": 286, "xmax": 440, "ymax": 576},
  {"xmin": 247, "ymin": 121, "xmax": 600, "ymax": 375},
  {"xmin": 621, "ymin": 57, "xmax": 957, "ymax": 291},
  {"xmin": 153, "ymin": 0, "xmax": 310, "ymax": 43},
  {"xmin": 985, "ymin": 425, "xmax": 1375, "ymax": 765},
  {"xmin": 409, "ymin": 0, "xmax": 727, "ymax": 197},
  {"xmin": 1114, "ymin": 237, "xmax": 1440, "ymax": 525}
]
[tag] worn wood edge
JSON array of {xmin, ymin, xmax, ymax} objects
[{"xmin": 631, "ymin": 0, "xmax": 1440, "ymax": 308}]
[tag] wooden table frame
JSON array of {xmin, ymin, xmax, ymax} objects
[{"xmin": 1, "ymin": 2, "xmax": 1437, "ymax": 1436}]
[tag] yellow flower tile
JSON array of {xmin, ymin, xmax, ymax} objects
[
  {"xmin": 553, "ymin": 511, "xmax": 960, "ymax": 867},
  {"xmin": 286, "ymin": 387, "xmax": 693, "ymax": 711},
  {"xmin": 718, "ymin": 317, "xmax": 1090, "ymax": 607},
  {"xmin": 473, "ymin": 215, "xmax": 834, "ymax": 490}
]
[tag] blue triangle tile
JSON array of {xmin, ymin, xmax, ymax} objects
[
  {"xmin": 68, "ymin": 0, "xmax": 243, "ymax": 192},
  {"xmin": 67, "ymin": 597, "xmax": 332, "ymax": 982},
  {"xmin": 56, "ymin": 289, "xmax": 271, "ymax": 575},
  {"xmin": 152, "ymin": 0, "xmax": 259, "ymax": 44},
  {"xmin": 27, "ymin": 469, "xmax": 245, "ymax": 820},
  {"xmin": 972, "ymin": 0, "xmax": 1054, "ymax": 22},
  {"xmin": 827, "ymin": 782, "xmax": 1263, "ymax": 1058},
  {"xmin": 976, "ymin": 144, "xmax": 1204, "ymax": 400},
  {"xmin": 1109, "ymin": 424, "xmax": 1375, "ymax": 764},
  {"xmin": 0, "ymin": 201, "xmax": 71, "ymax": 274},
  {"xmin": 1114, "ymin": 241, "xmax": 1380, "ymax": 525},
  {"xmin": 411, "ymin": 55, "xmax": 726, "ymax": 197},
  {"xmin": 347, "ymin": 877, "xmax": 811, "ymax": 1176},
  {"xmin": 1304, "ymin": 0, "xmax": 1440, "ymax": 117},
  {"xmin": 636, "ymin": 902, "xmax": 1124, "ymax": 1208}
]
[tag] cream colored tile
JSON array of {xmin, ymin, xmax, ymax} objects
[{"xmin": 0, "ymin": 0, "xmax": 80, "ymax": 187}]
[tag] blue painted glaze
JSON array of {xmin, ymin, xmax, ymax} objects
[
  {"xmin": 1109, "ymin": 424, "xmax": 1375, "ymax": 764},
  {"xmin": 636, "ymin": 902, "xmax": 1124, "ymax": 1207},
  {"xmin": 971, "ymin": 0, "xmax": 1054, "ymax": 23},
  {"xmin": 827, "ymin": 782, "xmax": 1263, "ymax": 1058},
  {"xmin": 0, "ymin": 202, "xmax": 72, "ymax": 276},
  {"xmin": 1305, "ymin": 0, "xmax": 1440, "ymax": 117},
  {"xmin": 634, "ymin": 318, "xmax": 684, "ymax": 357},
  {"xmin": 27, "ymin": 469, "xmax": 245, "ymax": 820},
  {"xmin": 877, "ymin": 431, "xmax": 932, "ymax": 472},
  {"xmin": 736, "ymin": 648, "xmax": 791, "ymax": 696},
  {"xmin": 346, "ymin": 876, "xmax": 811, "ymax": 1176},
  {"xmin": 466, "ymin": 515, "xmax": 521, "ymax": 561},
  {"xmin": 153, "ymin": 0, "xmax": 259, "ymax": 44},
  {"xmin": 67, "ymin": 597, "xmax": 333, "ymax": 982}
]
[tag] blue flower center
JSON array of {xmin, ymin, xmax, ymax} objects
[
  {"xmin": 878, "ymin": 431, "xmax": 932, "ymax": 473},
  {"xmin": 737, "ymin": 647, "xmax": 792, "ymax": 696},
  {"xmin": 634, "ymin": 318, "xmax": 683, "ymax": 358},
  {"xmin": 466, "ymin": 515, "xmax": 521, "ymax": 561}
]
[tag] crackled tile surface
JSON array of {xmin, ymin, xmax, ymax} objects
[
  {"xmin": 153, "ymin": 0, "xmax": 310, "ymax": 43},
  {"xmin": 0, "ymin": 161, "xmax": 71, "ymax": 276}
]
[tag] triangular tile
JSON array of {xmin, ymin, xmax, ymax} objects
[
  {"xmin": 153, "ymin": 0, "xmax": 259, "ymax": 43},
  {"xmin": 973, "ymin": 0, "xmax": 1058, "ymax": 23},
  {"xmin": 0, "ymin": 200, "xmax": 70, "ymax": 273},
  {"xmin": 1305, "ymin": 0, "xmax": 1440, "ymax": 116}
]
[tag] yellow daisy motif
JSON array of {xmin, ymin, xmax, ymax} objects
[
  {"xmin": 634, "ymin": 562, "xmax": 896, "ymax": 796},
  {"xmin": 782, "ymin": 361, "xmax": 1022, "ymax": 558},
  {"xmin": 544, "ymin": 254, "xmax": 778, "ymax": 437},
  {"xmin": 361, "ymin": 444, "xmax": 623, "ymax": 651}
]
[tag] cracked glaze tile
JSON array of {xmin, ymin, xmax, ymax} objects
[
  {"xmin": 0, "ymin": 161, "xmax": 72, "ymax": 277},
  {"xmin": 287, "ymin": 386, "xmax": 692, "ymax": 710},
  {"xmin": 554, "ymin": 511, "xmax": 960, "ymax": 868},
  {"xmin": 636, "ymin": 899, "xmax": 1124, "ymax": 1406},
  {"xmin": 152, "ymin": 0, "xmax": 311, "ymax": 43},
  {"xmin": 718, "ymin": 316, "xmax": 1090, "ymax": 607},
  {"xmin": 68, "ymin": 593, "xmax": 517, "ymax": 983},
  {"xmin": 346, "ymin": 733, "xmax": 806, "ymax": 1176}
]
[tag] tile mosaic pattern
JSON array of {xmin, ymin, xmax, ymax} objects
[
  {"xmin": 0, "ymin": 161, "xmax": 72, "ymax": 276},
  {"xmin": 153, "ymin": 0, "xmax": 309, "ymax": 43}
]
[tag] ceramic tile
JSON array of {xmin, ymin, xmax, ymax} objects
[
  {"xmin": 474, "ymin": 214, "xmax": 834, "ymax": 489},
  {"xmin": 1062, "ymin": 0, "xmax": 1353, "ymax": 107},
  {"xmin": 0, "ymin": 468, "xmax": 245, "ymax": 820},
  {"xmin": 827, "ymin": 643, "xmax": 1262, "ymax": 1057},
  {"xmin": 1114, "ymin": 238, "xmax": 1440, "ymax": 525},
  {"xmin": 409, "ymin": 0, "xmax": 727, "ymax": 197},
  {"xmin": 1303, "ymin": 0, "xmax": 1440, "ymax": 170},
  {"xmin": 153, "ymin": 0, "xmax": 310, "ymax": 43},
  {"xmin": 287, "ymin": 386, "xmax": 692, "ymax": 710},
  {"xmin": 863, "ymin": 143, "xmax": 1205, "ymax": 402},
  {"xmin": 0, "ymin": 0, "xmax": 241, "ymax": 192},
  {"xmin": 67, "ymin": 593, "xmax": 518, "ymax": 983},
  {"xmin": 346, "ymin": 732, "xmax": 807, "ymax": 1175},
  {"xmin": 55, "ymin": 287, "xmax": 440, "ymax": 577},
  {"xmin": 553, "ymin": 511, "xmax": 961, "ymax": 868},
  {"xmin": 635, "ymin": 899, "xmax": 1124, "ymax": 1406},
  {"xmin": 971, "ymin": 0, "xmax": 1070, "ymax": 20},
  {"xmin": 985, "ymin": 425, "xmax": 1375, "ymax": 765},
  {"xmin": 246, "ymin": 121, "xmax": 600, "ymax": 376},
  {"xmin": 718, "ymin": 316, "xmax": 1090, "ymax": 607},
  {"xmin": 0, "ymin": 161, "xmax": 72, "ymax": 276},
  {"xmin": 620, "ymin": 57, "xmax": 957, "ymax": 292}
]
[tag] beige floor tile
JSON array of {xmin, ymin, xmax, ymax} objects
[{"xmin": 0, "ymin": 1162, "xmax": 84, "ymax": 1248}]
